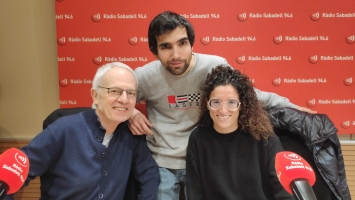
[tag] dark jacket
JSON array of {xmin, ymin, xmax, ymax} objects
[
  {"xmin": 5, "ymin": 109, "xmax": 159, "ymax": 200},
  {"xmin": 268, "ymin": 107, "xmax": 351, "ymax": 200}
]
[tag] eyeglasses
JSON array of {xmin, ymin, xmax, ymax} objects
[
  {"xmin": 98, "ymin": 86, "xmax": 139, "ymax": 99},
  {"xmin": 208, "ymin": 98, "xmax": 241, "ymax": 111}
]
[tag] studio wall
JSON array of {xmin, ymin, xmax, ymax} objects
[
  {"xmin": 0, "ymin": 0, "xmax": 58, "ymax": 139},
  {"xmin": 55, "ymin": 0, "xmax": 355, "ymax": 133}
]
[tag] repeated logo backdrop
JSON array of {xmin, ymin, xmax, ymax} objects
[{"xmin": 55, "ymin": 0, "xmax": 355, "ymax": 134}]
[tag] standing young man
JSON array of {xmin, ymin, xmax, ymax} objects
[{"xmin": 129, "ymin": 11, "xmax": 315, "ymax": 199}]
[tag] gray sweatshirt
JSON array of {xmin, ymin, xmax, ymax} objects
[{"xmin": 134, "ymin": 53, "xmax": 297, "ymax": 169}]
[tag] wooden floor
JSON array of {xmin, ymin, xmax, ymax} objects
[{"xmin": 1, "ymin": 139, "xmax": 355, "ymax": 199}]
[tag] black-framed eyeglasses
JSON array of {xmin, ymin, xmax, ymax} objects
[
  {"xmin": 208, "ymin": 98, "xmax": 241, "ymax": 111},
  {"xmin": 98, "ymin": 86, "xmax": 139, "ymax": 99}
]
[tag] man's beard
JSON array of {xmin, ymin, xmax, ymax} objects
[
  {"xmin": 165, "ymin": 61, "xmax": 189, "ymax": 75},
  {"xmin": 164, "ymin": 55, "xmax": 192, "ymax": 75}
]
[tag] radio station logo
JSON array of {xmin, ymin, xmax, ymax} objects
[
  {"xmin": 245, "ymin": 55, "xmax": 289, "ymax": 61},
  {"xmin": 59, "ymin": 79, "xmax": 68, "ymax": 87},
  {"xmin": 15, "ymin": 153, "xmax": 28, "ymax": 167},
  {"xmin": 100, "ymin": 14, "xmax": 146, "ymax": 19},
  {"xmin": 283, "ymin": 153, "xmax": 301, "ymax": 161},
  {"xmin": 283, "ymin": 78, "xmax": 324, "ymax": 83},
  {"xmin": 310, "ymin": 12, "xmax": 321, "ymax": 21},
  {"xmin": 341, "ymin": 120, "xmax": 350, "ymax": 129},
  {"xmin": 58, "ymin": 57, "xmax": 75, "ymax": 62},
  {"xmin": 57, "ymin": 37, "xmax": 110, "ymax": 43},
  {"xmin": 236, "ymin": 56, "xmax": 246, "ymax": 64},
  {"xmin": 321, "ymin": 12, "xmax": 355, "ymax": 18},
  {"xmin": 308, "ymin": 55, "xmax": 318, "ymax": 64},
  {"xmin": 320, "ymin": 55, "xmax": 354, "ymax": 61},
  {"xmin": 180, "ymin": 13, "xmax": 219, "ymax": 19},
  {"xmin": 129, "ymin": 37, "xmax": 138, "ymax": 45},
  {"xmin": 60, "ymin": 100, "xmax": 77, "ymax": 105},
  {"xmin": 272, "ymin": 78, "xmax": 282, "ymax": 86},
  {"xmin": 93, "ymin": 56, "xmax": 102, "ymax": 65},
  {"xmin": 237, "ymin": 13, "xmax": 248, "ymax": 21},
  {"xmin": 56, "ymin": 14, "xmax": 74, "ymax": 19},
  {"xmin": 307, "ymin": 99, "xmax": 316, "ymax": 107},
  {"xmin": 200, "ymin": 36, "xmax": 253, "ymax": 43},
  {"xmin": 57, "ymin": 37, "xmax": 66, "ymax": 45},
  {"xmin": 200, "ymin": 36, "xmax": 210, "ymax": 45},
  {"xmin": 346, "ymin": 35, "xmax": 355, "ymax": 44},
  {"xmin": 344, "ymin": 77, "xmax": 353, "ymax": 86},
  {"xmin": 284, "ymin": 35, "xmax": 328, "ymax": 41},
  {"xmin": 273, "ymin": 36, "xmax": 283, "ymax": 44},
  {"xmin": 92, "ymin": 56, "xmax": 147, "ymax": 63},
  {"xmin": 91, "ymin": 13, "xmax": 101, "ymax": 22},
  {"xmin": 240, "ymin": 13, "xmax": 288, "ymax": 19}
]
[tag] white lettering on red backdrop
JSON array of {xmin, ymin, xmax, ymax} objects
[{"xmin": 55, "ymin": 0, "xmax": 355, "ymax": 133}]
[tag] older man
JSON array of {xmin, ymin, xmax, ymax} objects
[{"xmin": 5, "ymin": 62, "xmax": 159, "ymax": 200}]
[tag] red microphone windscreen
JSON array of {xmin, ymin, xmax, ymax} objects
[
  {"xmin": 0, "ymin": 148, "xmax": 29, "ymax": 194},
  {"xmin": 275, "ymin": 151, "xmax": 316, "ymax": 194}
]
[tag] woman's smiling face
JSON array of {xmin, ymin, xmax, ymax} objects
[{"xmin": 208, "ymin": 84, "xmax": 241, "ymax": 134}]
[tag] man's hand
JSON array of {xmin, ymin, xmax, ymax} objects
[
  {"xmin": 129, "ymin": 109, "xmax": 153, "ymax": 135},
  {"xmin": 297, "ymin": 106, "xmax": 317, "ymax": 114}
]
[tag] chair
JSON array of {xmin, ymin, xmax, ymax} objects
[
  {"xmin": 43, "ymin": 107, "xmax": 90, "ymax": 129},
  {"xmin": 269, "ymin": 107, "xmax": 350, "ymax": 200},
  {"xmin": 275, "ymin": 128, "xmax": 336, "ymax": 200}
]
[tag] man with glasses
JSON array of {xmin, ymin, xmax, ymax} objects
[
  {"xmin": 128, "ymin": 11, "xmax": 315, "ymax": 199},
  {"xmin": 5, "ymin": 62, "xmax": 160, "ymax": 200}
]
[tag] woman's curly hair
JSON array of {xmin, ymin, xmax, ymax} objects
[{"xmin": 198, "ymin": 64, "xmax": 274, "ymax": 140}]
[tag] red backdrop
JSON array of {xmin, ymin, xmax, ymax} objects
[{"xmin": 55, "ymin": 0, "xmax": 355, "ymax": 134}]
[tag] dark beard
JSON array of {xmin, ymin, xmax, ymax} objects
[{"xmin": 166, "ymin": 62, "xmax": 189, "ymax": 75}]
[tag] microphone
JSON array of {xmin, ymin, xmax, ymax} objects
[
  {"xmin": 275, "ymin": 151, "xmax": 317, "ymax": 200},
  {"xmin": 0, "ymin": 148, "xmax": 29, "ymax": 200}
]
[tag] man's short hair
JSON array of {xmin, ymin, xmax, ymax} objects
[{"xmin": 148, "ymin": 11, "xmax": 195, "ymax": 55}]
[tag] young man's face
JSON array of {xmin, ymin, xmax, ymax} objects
[{"xmin": 155, "ymin": 26, "xmax": 193, "ymax": 75}]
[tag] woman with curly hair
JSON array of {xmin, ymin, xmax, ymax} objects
[{"xmin": 186, "ymin": 64, "xmax": 293, "ymax": 200}]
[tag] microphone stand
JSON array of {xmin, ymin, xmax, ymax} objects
[
  {"xmin": 291, "ymin": 179, "xmax": 317, "ymax": 200},
  {"xmin": 0, "ymin": 181, "xmax": 9, "ymax": 200}
]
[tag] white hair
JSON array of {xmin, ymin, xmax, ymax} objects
[{"xmin": 91, "ymin": 62, "xmax": 138, "ymax": 108}]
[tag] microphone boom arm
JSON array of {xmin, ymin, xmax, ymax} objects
[
  {"xmin": 291, "ymin": 179, "xmax": 317, "ymax": 200},
  {"xmin": 0, "ymin": 180, "xmax": 10, "ymax": 200}
]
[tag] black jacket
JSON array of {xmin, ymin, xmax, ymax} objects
[{"xmin": 268, "ymin": 107, "xmax": 351, "ymax": 200}]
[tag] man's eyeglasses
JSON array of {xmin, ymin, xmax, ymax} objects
[
  {"xmin": 208, "ymin": 98, "xmax": 241, "ymax": 111},
  {"xmin": 98, "ymin": 86, "xmax": 139, "ymax": 99}
]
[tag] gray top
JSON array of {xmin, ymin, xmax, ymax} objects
[{"xmin": 135, "ymin": 53, "xmax": 297, "ymax": 169}]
